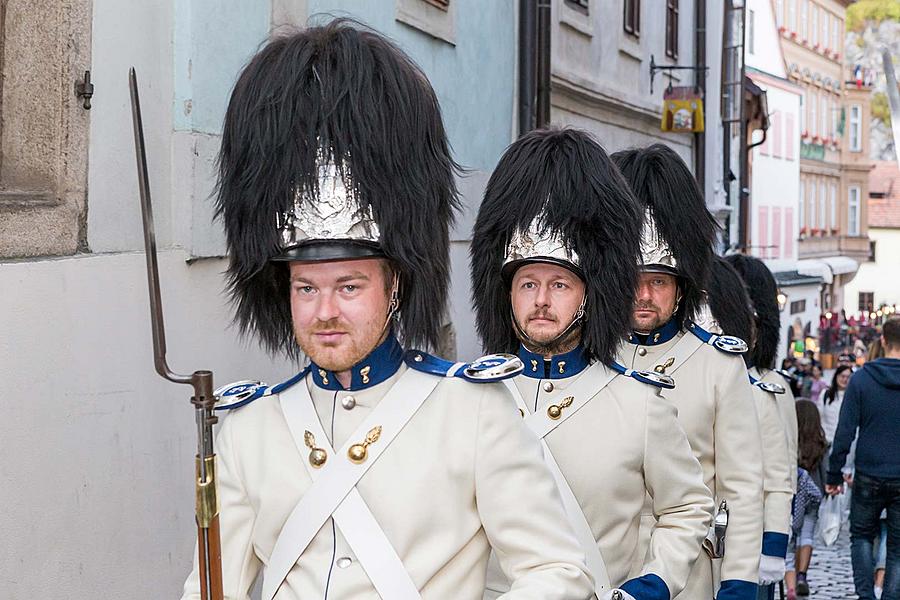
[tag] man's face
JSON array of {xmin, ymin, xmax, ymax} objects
[
  {"xmin": 289, "ymin": 258, "xmax": 392, "ymax": 373},
  {"xmin": 631, "ymin": 272, "xmax": 679, "ymax": 332},
  {"xmin": 510, "ymin": 262, "xmax": 585, "ymax": 346}
]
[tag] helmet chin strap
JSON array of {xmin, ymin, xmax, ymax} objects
[
  {"xmin": 512, "ymin": 294, "xmax": 587, "ymax": 352},
  {"xmin": 380, "ymin": 274, "xmax": 401, "ymax": 337}
]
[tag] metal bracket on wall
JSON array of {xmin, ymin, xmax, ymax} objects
[
  {"xmin": 649, "ymin": 55, "xmax": 708, "ymax": 95},
  {"xmin": 74, "ymin": 70, "xmax": 94, "ymax": 110}
]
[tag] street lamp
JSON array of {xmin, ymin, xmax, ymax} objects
[{"xmin": 777, "ymin": 289, "xmax": 788, "ymax": 312}]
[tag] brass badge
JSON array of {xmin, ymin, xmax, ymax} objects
[
  {"xmin": 318, "ymin": 369, "xmax": 329, "ymax": 385},
  {"xmin": 558, "ymin": 361, "xmax": 566, "ymax": 374},
  {"xmin": 654, "ymin": 357, "xmax": 675, "ymax": 374},
  {"xmin": 304, "ymin": 430, "xmax": 328, "ymax": 468},
  {"xmin": 530, "ymin": 359, "xmax": 538, "ymax": 372},
  {"xmin": 360, "ymin": 365, "xmax": 371, "ymax": 385},
  {"xmin": 547, "ymin": 396, "xmax": 574, "ymax": 420},
  {"xmin": 347, "ymin": 425, "xmax": 382, "ymax": 464}
]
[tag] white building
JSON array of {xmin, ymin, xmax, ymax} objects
[
  {"xmin": 745, "ymin": 0, "xmax": 822, "ymax": 363},
  {"xmin": 844, "ymin": 161, "xmax": 900, "ymax": 317}
]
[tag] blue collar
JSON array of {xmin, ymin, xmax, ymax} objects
[
  {"xmin": 517, "ymin": 344, "xmax": 590, "ymax": 379},
  {"xmin": 627, "ymin": 318, "xmax": 681, "ymax": 346},
  {"xmin": 310, "ymin": 334, "xmax": 404, "ymax": 391}
]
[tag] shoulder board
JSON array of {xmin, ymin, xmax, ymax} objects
[
  {"xmin": 774, "ymin": 368, "xmax": 795, "ymax": 382},
  {"xmin": 213, "ymin": 366, "xmax": 310, "ymax": 411},
  {"xmin": 686, "ymin": 320, "xmax": 749, "ymax": 354},
  {"xmin": 610, "ymin": 361, "xmax": 676, "ymax": 389},
  {"xmin": 748, "ymin": 373, "xmax": 786, "ymax": 395},
  {"xmin": 404, "ymin": 350, "xmax": 523, "ymax": 383}
]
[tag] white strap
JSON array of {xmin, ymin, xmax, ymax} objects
[
  {"xmin": 659, "ymin": 332, "xmax": 704, "ymax": 375},
  {"xmin": 503, "ymin": 362, "xmax": 616, "ymax": 594},
  {"xmin": 263, "ymin": 369, "xmax": 439, "ymax": 600}
]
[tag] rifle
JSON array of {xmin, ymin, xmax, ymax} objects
[{"xmin": 129, "ymin": 68, "xmax": 224, "ymax": 600}]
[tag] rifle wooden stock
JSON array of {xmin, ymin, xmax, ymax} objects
[{"xmin": 198, "ymin": 515, "xmax": 224, "ymax": 600}]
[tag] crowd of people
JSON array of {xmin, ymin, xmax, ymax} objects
[{"xmin": 777, "ymin": 322, "xmax": 900, "ymax": 599}]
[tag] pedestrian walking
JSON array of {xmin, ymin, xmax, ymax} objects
[
  {"xmin": 826, "ymin": 316, "xmax": 900, "ymax": 600},
  {"xmin": 809, "ymin": 366, "xmax": 829, "ymax": 404},
  {"xmin": 817, "ymin": 366, "xmax": 853, "ymax": 443},
  {"xmin": 785, "ymin": 467, "xmax": 824, "ymax": 600},
  {"xmin": 787, "ymin": 399, "xmax": 829, "ymax": 597}
]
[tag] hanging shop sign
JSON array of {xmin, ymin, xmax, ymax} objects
[{"xmin": 661, "ymin": 86, "xmax": 705, "ymax": 133}]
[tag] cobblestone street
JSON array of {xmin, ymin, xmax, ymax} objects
[{"xmin": 800, "ymin": 522, "xmax": 857, "ymax": 599}]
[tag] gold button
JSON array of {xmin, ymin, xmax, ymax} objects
[
  {"xmin": 542, "ymin": 381, "xmax": 554, "ymax": 392},
  {"xmin": 637, "ymin": 348, "xmax": 647, "ymax": 356}
]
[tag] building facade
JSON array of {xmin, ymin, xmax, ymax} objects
[
  {"xmin": 0, "ymin": 1, "xmax": 516, "ymax": 596},
  {"xmin": 773, "ymin": 0, "xmax": 873, "ymax": 317},
  {"xmin": 844, "ymin": 161, "xmax": 900, "ymax": 319}
]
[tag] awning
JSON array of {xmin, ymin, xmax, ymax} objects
[{"xmin": 796, "ymin": 256, "xmax": 859, "ymax": 284}]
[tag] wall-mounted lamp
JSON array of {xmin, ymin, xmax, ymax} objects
[{"xmin": 777, "ymin": 290, "xmax": 788, "ymax": 312}]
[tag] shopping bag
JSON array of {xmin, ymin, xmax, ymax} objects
[{"xmin": 816, "ymin": 495, "xmax": 844, "ymax": 547}]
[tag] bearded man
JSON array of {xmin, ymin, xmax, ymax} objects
[
  {"xmin": 180, "ymin": 21, "xmax": 593, "ymax": 600},
  {"xmin": 472, "ymin": 128, "xmax": 713, "ymax": 600}
]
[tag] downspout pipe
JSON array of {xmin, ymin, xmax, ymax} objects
[
  {"xmin": 518, "ymin": 0, "xmax": 537, "ymax": 136},
  {"xmin": 694, "ymin": 0, "xmax": 706, "ymax": 190},
  {"xmin": 536, "ymin": 0, "xmax": 551, "ymax": 128}
]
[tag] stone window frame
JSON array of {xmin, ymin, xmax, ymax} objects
[
  {"xmin": 396, "ymin": 0, "xmax": 456, "ymax": 45},
  {"xmin": 0, "ymin": 0, "xmax": 92, "ymax": 259}
]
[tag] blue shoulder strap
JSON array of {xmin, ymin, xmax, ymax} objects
[
  {"xmin": 404, "ymin": 350, "xmax": 523, "ymax": 383},
  {"xmin": 686, "ymin": 320, "xmax": 749, "ymax": 354},
  {"xmin": 214, "ymin": 366, "xmax": 310, "ymax": 411},
  {"xmin": 609, "ymin": 361, "xmax": 676, "ymax": 389}
]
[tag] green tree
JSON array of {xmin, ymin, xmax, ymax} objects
[
  {"xmin": 847, "ymin": 0, "xmax": 900, "ymax": 32},
  {"xmin": 871, "ymin": 91, "xmax": 892, "ymax": 126}
]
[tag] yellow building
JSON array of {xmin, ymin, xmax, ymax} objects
[{"xmin": 773, "ymin": 0, "xmax": 873, "ymax": 314}]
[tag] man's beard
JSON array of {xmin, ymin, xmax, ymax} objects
[
  {"xmin": 295, "ymin": 317, "xmax": 387, "ymax": 373},
  {"xmin": 517, "ymin": 309, "xmax": 582, "ymax": 357}
]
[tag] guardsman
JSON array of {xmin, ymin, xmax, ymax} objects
[
  {"xmin": 724, "ymin": 254, "xmax": 800, "ymax": 496},
  {"xmin": 700, "ymin": 257, "xmax": 794, "ymax": 600},
  {"xmin": 472, "ymin": 128, "xmax": 714, "ymax": 600},
  {"xmin": 612, "ymin": 145, "xmax": 765, "ymax": 600},
  {"xmin": 181, "ymin": 21, "xmax": 593, "ymax": 600}
]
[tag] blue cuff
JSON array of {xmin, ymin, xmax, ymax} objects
[
  {"xmin": 716, "ymin": 579, "xmax": 759, "ymax": 600},
  {"xmin": 621, "ymin": 573, "xmax": 670, "ymax": 600},
  {"xmin": 761, "ymin": 531, "xmax": 789, "ymax": 558}
]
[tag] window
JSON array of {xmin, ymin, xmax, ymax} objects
[
  {"xmin": 821, "ymin": 96, "xmax": 829, "ymax": 139},
  {"xmin": 858, "ymin": 292, "xmax": 874, "ymax": 313},
  {"xmin": 810, "ymin": 91, "xmax": 818, "ymax": 136},
  {"xmin": 565, "ymin": 0, "xmax": 589, "ymax": 12},
  {"xmin": 785, "ymin": 207, "xmax": 795, "ymax": 256},
  {"xmin": 791, "ymin": 300, "xmax": 807, "ymax": 315},
  {"xmin": 819, "ymin": 183, "xmax": 827, "ymax": 229},
  {"xmin": 789, "ymin": 0, "xmax": 797, "ymax": 31},
  {"xmin": 800, "ymin": 91, "xmax": 807, "ymax": 132},
  {"xmin": 811, "ymin": 6, "xmax": 818, "ymax": 46},
  {"xmin": 776, "ymin": 0, "xmax": 784, "ymax": 27},
  {"xmin": 624, "ymin": 0, "xmax": 640, "ymax": 36},
  {"xmin": 849, "ymin": 185, "xmax": 861, "ymax": 235},
  {"xmin": 809, "ymin": 180, "xmax": 817, "ymax": 229},
  {"xmin": 799, "ymin": 180, "xmax": 806, "ymax": 230},
  {"xmin": 833, "ymin": 18, "xmax": 840, "ymax": 52},
  {"xmin": 832, "ymin": 96, "xmax": 840, "ymax": 138},
  {"xmin": 822, "ymin": 11, "xmax": 829, "ymax": 48},
  {"xmin": 758, "ymin": 206, "xmax": 769, "ymax": 258},
  {"xmin": 773, "ymin": 112, "xmax": 782, "ymax": 157},
  {"xmin": 849, "ymin": 104, "xmax": 862, "ymax": 152},
  {"xmin": 830, "ymin": 184, "xmax": 837, "ymax": 231},
  {"xmin": 869, "ymin": 239, "xmax": 877, "ymax": 262},
  {"xmin": 666, "ymin": 0, "xmax": 679, "ymax": 58},
  {"xmin": 748, "ymin": 9, "xmax": 755, "ymax": 55},
  {"xmin": 785, "ymin": 113, "xmax": 796, "ymax": 159},
  {"xmin": 800, "ymin": 0, "xmax": 808, "ymax": 40},
  {"xmin": 772, "ymin": 207, "xmax": 783, "ymax": 259}
]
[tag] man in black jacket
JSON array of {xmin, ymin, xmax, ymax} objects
[{"xmin": 827, "ymin": 316, "xmax": 900, "ymax": 600}]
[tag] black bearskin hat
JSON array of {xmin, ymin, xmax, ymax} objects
[
  {"xmin": 706, "ymin": 257, "xmax": 755, "ymax": 366},
  {"xmin": 216, "ymin": 19, "xmax": 458, "ymax": 357},
  {"xmin": 611, "ymin": 144, "xmax": 718, "ymax": 323},
  {"xmin": 470, "ymin": 128, "xmax": 642, "ymax": 365},
  {"xmin": 724, "ymin": 254, "xmax": 781, "ymax": 370}
]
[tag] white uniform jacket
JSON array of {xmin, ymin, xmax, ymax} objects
[
  {"xmin": 617, "ymin": 320, "xmax": 764, "ymax": 600},
  {"xmin": 754, "ymin": 367, "xmax": 799, "ymax": 493},
  {"xmin": 748, "ymin": 375, "xmax": 792, "ymax": 561},
  {"xmin": 181, "ymin": 336, "xmax": 593, "ymax": 600},
  {"xmin": 485, "ymin": 344, "xmax": 713, "ymax": 600}
]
